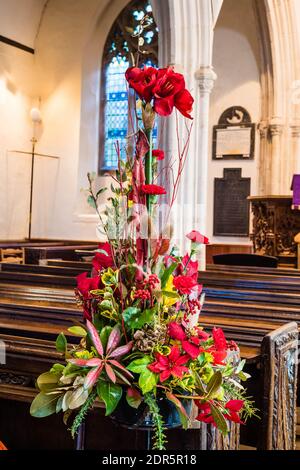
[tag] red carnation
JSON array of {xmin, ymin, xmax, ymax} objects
[
  {"xmin": 186, "ymin": 230, "xmax": 209, "ymax": 245},
  {"xmin": 179, "ymin": 254, "xmax": 199, "ymax": 280},
  {"xmin": 152, "ymin": 149, "xmax": 165, "ymax": 160},
  {"xmin": 148, "ymin": 345, "xmax": 190, "ymax": 382},
  {"xmin": 173, "ymin": 275, "xmax": 198, "ymax": 295},
  {"xmin": 141, "ymin": 184, "xmax": 167, "ymax": 195}
]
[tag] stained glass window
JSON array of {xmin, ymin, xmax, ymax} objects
[{"xmin": 100, "ymin": 0, "xmax": 158, "ymax": 171}]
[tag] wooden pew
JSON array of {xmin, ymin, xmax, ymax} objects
[{"xmin": 25, "ymin": 244, "xmax": 98, "ymax": 264}]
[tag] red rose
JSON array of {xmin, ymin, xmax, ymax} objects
[
  {"xmin": 152, "ymin": 149, "xmax": 165, "ymax": 160},
  {"xmin": 173, "ymin": 275, "xmax": 198, "ymax": 295},
  {"xmin": 125, "ymin": 66, "xmax": 158, "ymax": 102},
  {"xmin": 141, "ymin": 184, "xmax": 167, "ymax": 195},
  {"xmin": 92, "ymin": 242, "xmax": 114, "ymax": 272},
  {"xmin": 186, "ymin": 230, "xmax": 209, "ymax": 244}
]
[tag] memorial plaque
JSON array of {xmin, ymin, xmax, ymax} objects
[
  {"xmin": 212, "ymin": 106, "xmax": 255, "ymax": 160},
  {"xmin": 214, "ymin": 168, "xmax": 251, "ymax": 237}
]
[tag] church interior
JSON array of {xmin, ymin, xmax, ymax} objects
[{"xmin": 1, "ymin": 0, "xmax": 300, "ymax": 452}]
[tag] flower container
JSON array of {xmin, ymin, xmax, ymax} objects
[{"xmin": 111, "ymin": 393, "xmax": 192, "ymax": 430}]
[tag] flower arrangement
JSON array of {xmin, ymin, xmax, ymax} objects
[{"xmin": 30, "ymin": 59, "xmax": 255, "ymax": 450}]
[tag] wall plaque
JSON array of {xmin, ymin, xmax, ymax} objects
[
  {"xmin": 212, "ymin": 106, "xmax": 255, "ymax": 160},
  {"xmin": 214, "ymin": 168, "xmax": 251, "ymax": 237}
]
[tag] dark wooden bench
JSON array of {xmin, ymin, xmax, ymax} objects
[{"xmin": 24, "ymin": 245, "xmax": 98, "ymax": 264}]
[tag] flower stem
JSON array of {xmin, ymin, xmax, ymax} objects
[{"xmin": 145, "ymin": 128, "xmax": 153, "ymax": 214}]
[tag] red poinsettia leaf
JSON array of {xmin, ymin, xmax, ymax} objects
[
  {"xmin": 84, "ymin": 364, "xmax": 103, "ymax": 390},
  {"xmin": 181, "ymin": 340, "xmax": 200, "ymax": 359},
  {"xmin": 105, "ymin": 363, "xmax": 117, "ymax": 384},
  {"xmin": 106, "ymin": 325, "xmax": 121, "ymax": 354},
  {"xmin": 108, "ymin": 360, "xmax": 134, "ymax": 378},
  {"xmin": 109, "ymin": 341, "xmax": 133, "ymax": 359},
  {"xmin": 86, "ymin": 320, "xmax": 103, "ymax": 356}
]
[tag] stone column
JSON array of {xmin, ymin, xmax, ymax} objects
[
  {"xmin": 269, "ymin": 119, "xmax": 284, "ymax": 194},
  {"xmin": 258, "ymin": 121, "xmax": 270, "ymax": 195},
  {"xmin": 194, "ymin": 66, "xmax": 217, "ymax": 270},
  {"xmin": 291, "ymin": 124, "xmax": 300, "ymax": 174}
]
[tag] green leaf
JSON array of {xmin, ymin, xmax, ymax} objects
[
  {"xmin": 194, "ymin": 371, "xmax": 207, "ymax": 395},
  {"xmin": 97, "ymin": 381, "xmax": 122, "ymax": 416},
  {"xmin": 96, "ymin": 187, "xmax": 107, "ymax": 198},
  {"xmin": 210, "ymin": 403, "xmax": 229, "ymax": 435},
  {"xmin": 235, "ymin": 359, "xmax": 246, "ymax": 374},
  {"xmin": 67, "ymin": 326, "xmax": 87, "ymax": 337},
  {"xmin": 127, "ymin": 356, "xmax": 152, "ymax": 373},
  {"xmin": 50, "ymin": 364, "xmax": 65, "ymax": 374},
  {"xmin": 56, "ymin": 395, "xmax": 64, "ymax": 413},
  {"xmin": 55, "ymin": 333, "xmax": 67, "ymax": 353},
  {"xmin": 87, "ymin": 195, "xmax": 97, "ymax": 209},
  {"xmin": 37, "ymin": 372, "xmax": 60, "ymax": 392},
  {"xmin": 123, "ymin": 307, "xmax": 155, "ymax": 330},
  {"xmin": 126, "ymin": 387, "xmax": 142, "ymax": 409},
  {"xmin": 138, "ymin": 369, "xmax": 157, "ymax": 394},
  {"xmin": 206, "ymin": 371, "xmax": 223, "ymax": 399},
  {"xmin": 100, "ymin": 326, "xmax": 113, "ymax": 351},
  {"xmin": 68, "ymin": 386, "xmax": 89, "ymax": 410},
  {"xmin": 30, "ymin": 392, "xmax": 60, "ymax": 418},
  {"xmin": 160, "ymin": 262, "xmax": 178, "ymax": 289}
]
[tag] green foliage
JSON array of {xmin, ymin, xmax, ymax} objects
[
  {"xmin": 144, "ymin": 394, "xmax": 166, "ymax": 450},
  {"xmin": 70, "ymin": 390, "xmax": 98, "ymax": 438},
  {"xmin": 210, "ymin": 403, "xmax": 228, "ymax": 435},
  {"xmin": 138, "ymin": 368, "xmax": 157, "ymax": 394},
  {"xmin": 126, "ymin": 388, "xmax": 142, "ymax": 409},
  {"xmin": 67, "ymin": 326, "xmax": 87, "ymax": 337},
  {"xmin": 160, "ymin": 262, "xmax": 178, "ymax": 289},
  {"xmin": 206, "ymin": 371, "xmax": 223, "ymax": 399},
  {"xmin": 123, "ymin": 307, "xmax": 155, "ymax": 330},
  {"xmin": 37, "ymin": 372, "xmax": 60, "ymax": 392},
  {"xmin": 97, "ymin": 381, "xmax": 122, "ymax": 416},
  {"xmin": 55, "ymin": 333, "xmax": 67, "ymax": 353},
  {"xmin": 30, "ymin": 392, "xmax": 61, "ymax": 418},
  {"xmin": 127, "ymin": 356, "xmax": 151, "ymax": 373}
]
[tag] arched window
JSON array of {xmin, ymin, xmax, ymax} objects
[{"xmin": 99, "ymin": 0, "xmax": 158, "ymax": 171}]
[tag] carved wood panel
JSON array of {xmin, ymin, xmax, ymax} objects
[{"xmin": 259, "ymin": 322, "xmax": 298, "ymax": 450}]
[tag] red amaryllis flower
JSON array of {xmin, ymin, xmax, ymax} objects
[
  {"xmin": 125, "ymin": 66, "xmax": 158, "ymax": 102},
  {"xmin": 225, "ymin": 400, "xmax": 244, "ymax": 424},
  {"xmin": 76, "ymin": 272, "xmax": 100, "ymax": 300},
  {"xmin": 173, "ymin": 275, "xmax": 198, "ymax": 295},
  {"xmin": 148, "ymin": 346, "xmax": 190, "ymax": 382},
  {"xmin": 174, "ymin": 88, "xmax": 194, "ymax": 119},
  {"xmin": 186, "ymin": 230, "xmax": 209, "ymax": 245},
  {"xmin": 152, "ymin": 149, "xmax": 165, "ymax": 160},
  {"xmin": 141, "ymin": 184, "xmax": 167, "ymax": 195},
  {"xmin": 92, "ymin": 242, "xmax": 114, "ymax": 272}
]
